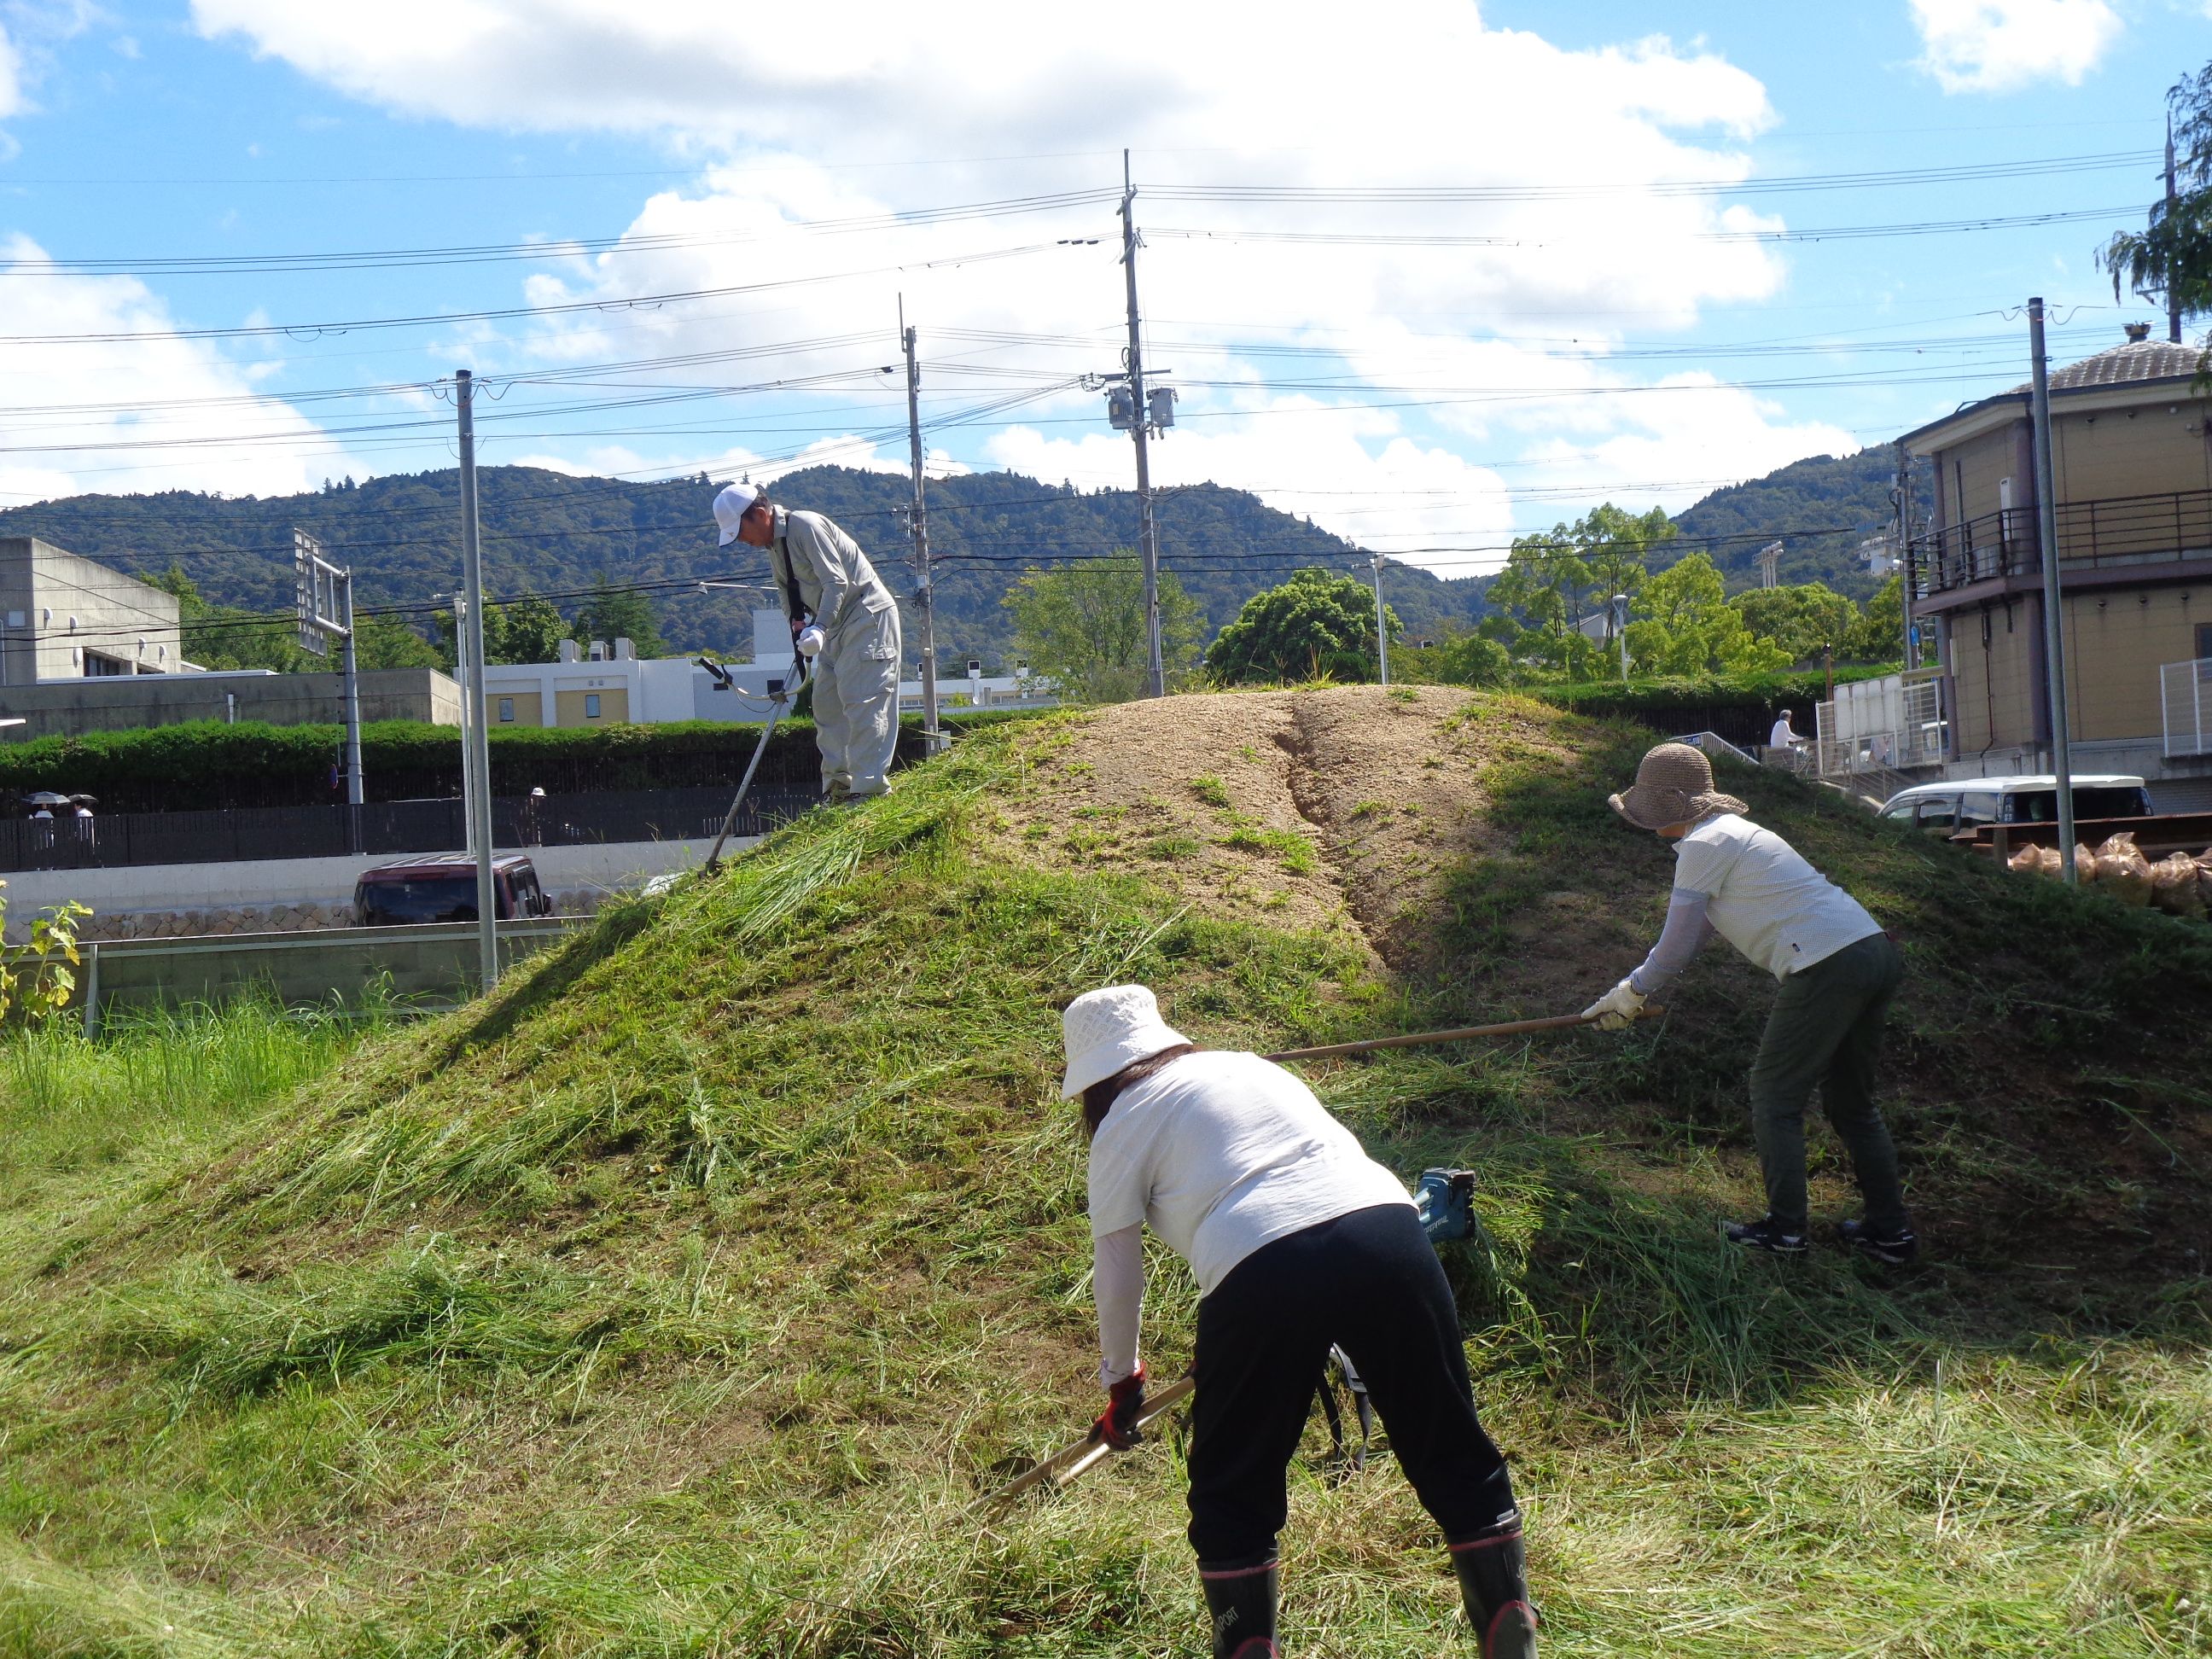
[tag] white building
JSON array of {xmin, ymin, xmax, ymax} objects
[
  {"xmin": 475, "ymin": 609, "xmax": 1055, "ymax": 729},
  {"xmin": 0, "ymin": 537, "xmax": 189, "ymax": 684}
]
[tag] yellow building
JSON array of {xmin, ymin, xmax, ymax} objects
[{"xmin": 1900, "ymin": 326, "xmax": 2212, "ymax": 807}]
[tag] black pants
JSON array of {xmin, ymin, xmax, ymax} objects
[{"xmin": 1186, "ymin": 1203, "xmax": 1517, "ymax": 1564}]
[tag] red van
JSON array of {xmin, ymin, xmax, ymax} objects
[{"xmin": 353, "ymin": 854, "xmax": 556, "ymax": 927}]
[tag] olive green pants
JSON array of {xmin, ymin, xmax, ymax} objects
[{"xmin": 1749, "ymin": 932, "xmax": 1908, "ymax": 1235}]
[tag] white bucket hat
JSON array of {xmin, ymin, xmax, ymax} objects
[
  {"xmin": 713, "ymin": 482, "xmax": 762, "ymax": 546},
  {"xmin": 1060, "ymin": 984, "xmax": 1191, "ymax": 1099}
]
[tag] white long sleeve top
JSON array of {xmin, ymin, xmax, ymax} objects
[{"xmin": 1086, "ymin": 1050, "xmax": 1412, "ymax": 1385}]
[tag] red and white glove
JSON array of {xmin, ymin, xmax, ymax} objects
[{"xmin": 1094, "ymin": 1362, "xmax": 1147, "ymax": 1450}]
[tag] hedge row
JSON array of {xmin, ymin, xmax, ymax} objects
[
  {"xmin": 0, "ymin": 710, "xmax": 1035, "ymax": 813},
  {"xmin": 1535, "ymin": 667, "xmax": 1899, "ymax": 748}
]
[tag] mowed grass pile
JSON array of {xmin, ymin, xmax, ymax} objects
[{"xmin": 1, "ymin": 701, "xmax": 2208, "ymax": 1657}]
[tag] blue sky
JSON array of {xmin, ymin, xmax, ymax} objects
[{"xmin": 1, "ymin": 1, "xmax": 2206, "ymax": 576}]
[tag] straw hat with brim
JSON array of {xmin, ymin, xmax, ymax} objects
[
  {"xmin": 1609, "ymin": 742, "xmax": 1748, "ymax": 831},
  {"xmin": 1061, "ymin": 984, "xmax": 1192, "ymax": 1099}
]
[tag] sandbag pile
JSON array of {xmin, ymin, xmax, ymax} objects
[{"xmin": 2004, "ymin": 830, "xmax": 2212, "ymax": 922}]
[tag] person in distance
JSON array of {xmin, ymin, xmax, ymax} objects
[{"xmin": 713, "ymin": 481, "xmax": 902, "ymax": 804}]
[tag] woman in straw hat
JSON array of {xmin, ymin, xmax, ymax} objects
[
  {"xmin": 1584, "ymin": 742, "xmax": 1916, "ymax": 1263},
  {"xmin": 1061, "ymin": 984, "xmax": 1535, "ymax": 1659}
]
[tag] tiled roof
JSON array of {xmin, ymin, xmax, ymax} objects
[{"xmin": 2009, "ymin": 338, "xmax": 2203, "ymax": 394}]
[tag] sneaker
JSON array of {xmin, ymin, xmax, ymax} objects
[
  {"xmin": 1723, "ymin": 1215, "xmax": 1807, "ymax": 1254},
  {"xmin": 1839, "ymin": 1218, "xmax": 1918, "ymax": 1266}
]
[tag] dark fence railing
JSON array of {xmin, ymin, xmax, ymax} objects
[
  {"xmin": 0, "ymin": 784, "xmax": 819, "ymax": 874},
  {"xmin": 1907, "ymin": 486, "xmax": 2212, "ymax": 601}
]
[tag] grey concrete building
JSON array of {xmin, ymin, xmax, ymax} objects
[
  {"xmin": 0, "ymin": 666, "xmax": 462, "ymax": 742},
  {"xmin": 0, "ymin": 537, "xmax": 186, "ymax": 684}
]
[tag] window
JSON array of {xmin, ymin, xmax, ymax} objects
[
  {"xmin": 1914, "ymin": 797, "xmax": 1959, "ymax": 832},
  {"xmin": 1882, "ymin": 800, "xmax": 1918, "ymax": 821},
  {"xmin": 1959, "ymin": 792, "xmax": 2000, "ymax": 826},
  {"xmin": 2198, "ymin": 622, "xmax": 2212, "ymax": 679},
  {"xmin": 498, "ymin": 697, "xmax": 515, "ymax": 723},
  {"xmin": 81, "ymin": 651, "xmax": 130, "ymax": 677},
  {"xmin": 585, "ymin": 693, "xmax": 601, "ymax": 719}
]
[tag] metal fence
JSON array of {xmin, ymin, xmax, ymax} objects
[
  {"xmin": 0, "ymin": 784, "xmax": 819, "ymax": 874},
  {"xmin": 1815, "ymin": 673, "xmax": 1947, "ymax": 780},
  {"xmin": 2163, "ymin": 656, "xmax": 2212, "ymax": 760}
]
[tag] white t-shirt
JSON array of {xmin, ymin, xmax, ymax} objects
[
  {"xmin": 1672, "ymin": 812, "xmax": 1882, "ymax": 980},
  {"xmin": 1086, "ymin": 1050, "xmax": 1413, "ymax": 1295},
  {"xmin": 1770, "ymin": 716, "xmax": 1800, "ymax": 747}
]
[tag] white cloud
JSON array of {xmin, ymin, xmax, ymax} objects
[
  {"xmin": 178, "ymin": 3, "xmax": 1862, "ymax": 535},
  {"xmin": 1908, "ymin": 0, "xmax": 2123, "ymax": 94},
  {"xmin": 0, "ymin": 236, "xmax": 358, "ymax": 504},
  {"xmin": 0, "ymin": 24, "xmax": 26, "ymax": 117}
]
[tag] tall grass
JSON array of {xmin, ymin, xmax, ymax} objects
[{"xmin": 0, "ymin": 995, "xmax": 396, "ymax": 1201}]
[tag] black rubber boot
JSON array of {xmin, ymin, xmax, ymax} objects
[
  {"xmin": 1449, "ymin": 1530, "xmax": 1537, "ymax": 1657},
  {"xmin": 1198, "ymin": 1555, "xmax": 1279, "ymax": 1658}
]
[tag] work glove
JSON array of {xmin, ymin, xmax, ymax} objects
[
  {"xmin": 1094, "ymin": 1362, "xmax": 1147, "ymax": 1450},
  {"xmin": 1582, "ymin": 976, "xmax": 1647, "ymax": 1032},
  {"xmin": 795, "ymin": 625, "xmax": 826, "ymax": 659}
]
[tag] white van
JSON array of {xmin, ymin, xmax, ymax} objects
[{"xmin": 1877, "ymin": 775, "xmax": 2152, "ymax": 835}]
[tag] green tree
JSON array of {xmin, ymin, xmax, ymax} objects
[
  {"xmin": 1579, "ymin": 502, "xmax": 1676, "ymax": 619},
  {"xmin": 1627, "ymin": 554, "xmax": 1790, "ymax": 676},
  {"xmin": 1001, "ymin": 557, "xmax": 1204, "ymax": 702},
  {"xmin": 2100, "ymin": 63, "xmax": 2212, "ymax": 349},
  {"xmin": 1481, "ymin": 530, "xmax": 1598, "ymax": 678},
  {"xmin": 1730, "ymin": 582, "xmax": 1859, "ymax": 665},
  {"xmin": 1395, "ymin": 627, "xmax": 1516, "ymax": 689},
  {"xmin": 1849, "ymin": 573, "xmax": 1906, "ymax": 664},
  {"xmin": 1206, "ymin": 567, "xmax": 1397, "ymax": 684},
  {"xmin": 352, "ymin": 614, "xmax": 444, "ymax": 670},
  {"xmin": 570, "ymin": 579, "xmax": 667, "ymax": 658}
]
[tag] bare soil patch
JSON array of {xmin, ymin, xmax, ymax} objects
[{"xmin": 992, "ymin": 686, "xmax": 1555, "ymax": 967}]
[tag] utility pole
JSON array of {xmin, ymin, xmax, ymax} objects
[
  {"xmin": 1893, "ymin": 442, "xmax": 1913, "ymax": 670},
  {"xmin": 1613, "ymin": 594, "xmax": 1631, "ymax": 684},
  {"xmin": 339, "ymin": 568, "xmax": 363, "ymax": 854},
  {"xmin": 455, "ymin": 369, "xmax": 500, "ymax": 987},
  {"xmin": 2167, "ymin": 116, "xmax": 2185, "ymax": 346},
  {"xmin": 900, "ymin": 300, "xmax": 943, "ymax": 748},
  {"xmin": 452, "ymin": 593, "xmax": 475, "ymax": 861},
  {"xmin": 1121, "ymin": 148, "xmax": 1165, "ymax": 698},
  {"xmin": 2027, "ymin": 299, "xmax": 2078, "ymax": 883},
  {"xmin": 1369, "ymin": 552, "xmax": 1389, "ymax": 685}
]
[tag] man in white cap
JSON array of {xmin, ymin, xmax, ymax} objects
[{"xmin": 713, "ymin": 481, "xmax": 903, "ymax": 802}]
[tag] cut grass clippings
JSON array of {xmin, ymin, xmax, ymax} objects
[{"xmin": 0, "ymin": 697, "xmax": 2206, "ymax": 1656}]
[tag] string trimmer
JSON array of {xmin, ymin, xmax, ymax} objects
[{"xmin": 701, "ymin": 654, "xmax": 810, "ymax": 874}]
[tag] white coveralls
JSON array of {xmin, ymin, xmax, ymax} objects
[{"xmin": 767, "ymin": 506, "xmax": 903, "ymax": 799}]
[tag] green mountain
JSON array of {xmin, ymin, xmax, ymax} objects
[
  {"xmin": 0, "ymin": 466, "xmax": 1493, "ymax": 669},
  {"xmin": 1667, "ymin": 449, "xmax": 1935, "ymax": 600}
]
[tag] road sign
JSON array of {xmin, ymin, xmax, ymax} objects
[{"xmin": 294, "ymin": 529, "xmax": 346, "ymax": 655}]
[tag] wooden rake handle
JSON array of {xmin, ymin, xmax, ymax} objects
[
  {"xmin": 970, "ymin": 1373, "xmax": 1198, "ymax": 1516},
  {"xmin": 1262, "ymin": 1004, "xmax": 1665, "ymax": 1064}
]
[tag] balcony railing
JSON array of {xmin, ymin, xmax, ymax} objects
[{"xmin": 1906, "ymin": 486, "xmax": 2212, "ymax": 602}]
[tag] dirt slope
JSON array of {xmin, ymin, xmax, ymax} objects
[{"xmin": 992, "ymin": 684, "xmax": 1570, "ymax": 969}]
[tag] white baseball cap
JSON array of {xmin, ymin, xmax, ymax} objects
[
  {"xmin": 1060, "ymin": 984, "xmax": 1191, "ymax": 1099},
  {"xmin": 713, "ymin": 482, "xmax": 762, "ymax": 546}
]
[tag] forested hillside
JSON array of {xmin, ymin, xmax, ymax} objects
[
  {"xmin": 0, "ymin": 466, "xmax": 1492, "ymax": 668},
  {"xmin": 1668, "ymin": 449, "xmax": 1935, "ymax": 599}
]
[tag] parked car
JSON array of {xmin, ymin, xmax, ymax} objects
[
  {"xmin": 353, "ymin": 853, "xmax": 556, "ymax": 927},
  {"xmin": 1877, "ymin": 774, "xmax": 2153, "ymax": 835}
]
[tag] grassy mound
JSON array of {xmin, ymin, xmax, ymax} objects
[{"xmin": 3, "ymin": 689, "xmax": 2209, "ymax": 1656}]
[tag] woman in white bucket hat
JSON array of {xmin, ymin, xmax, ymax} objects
[
  {"xmin": 1062, "ymin": 984, "xmax": 1535, "ymax": 1659},
  {"xmin": 1586, "ymin": 742, "xmax": 1915, "ymax": 1264}
]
